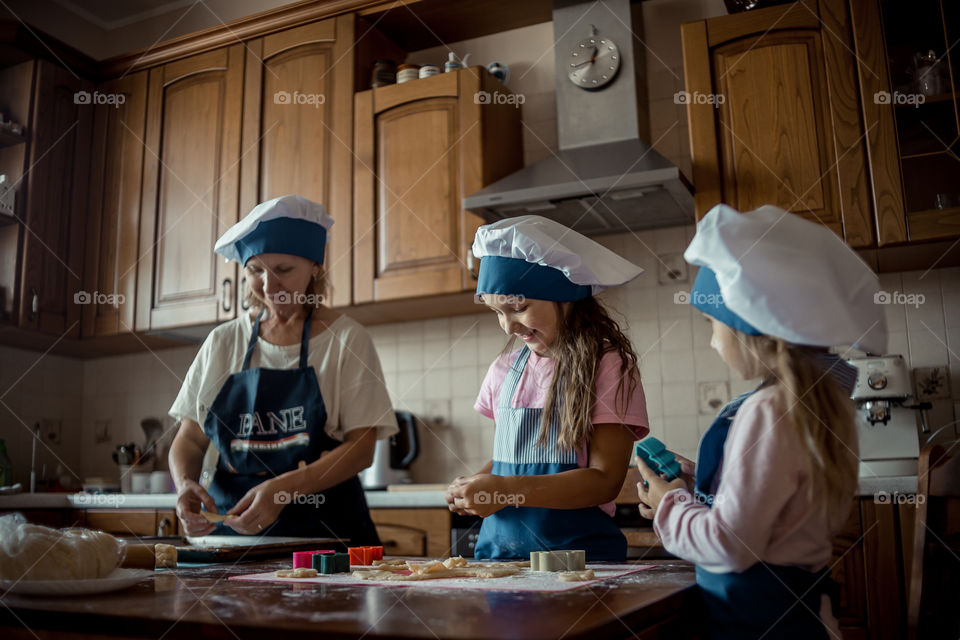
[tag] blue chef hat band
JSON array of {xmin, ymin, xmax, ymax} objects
[
  {"xmin": 234, "ymin": 218, "xmax": 327, "ymax": 266},
  {"xmin": 476, "ymin": 256, "xmax": 593, "ymax": 302},
  {"xmin": 690, "ymin": 266, "xmax": 762, "ymax": 336}
]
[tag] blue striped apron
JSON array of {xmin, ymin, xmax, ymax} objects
[{"xmin": 474, "ymin": 346, "xmax": 627, "ymax": 561}]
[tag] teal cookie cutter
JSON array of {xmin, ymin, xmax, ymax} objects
[{"xmin": 635, "ymin": 437, "xmax": 682, "ymax": 483}]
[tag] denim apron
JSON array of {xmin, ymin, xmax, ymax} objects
[
  {"xmin": 203, "ymin": 309, "xmax": 379, "ymax": 542},
  {"xmin": 692, "ymin": 390, "xmax": 831, "ymax": 640},
  {"xmin": 474, "ymin": 347, "xmax": 627, "ymax": 561}
]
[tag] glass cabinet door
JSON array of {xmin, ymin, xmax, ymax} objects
[{"xmin": 879, "ymin": 0, "xmax": 960, "ymax": 215}]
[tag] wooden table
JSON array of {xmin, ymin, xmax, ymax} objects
[{"xmin": 0, "ymin": 559, "xmax": 700, "ymax": 640}]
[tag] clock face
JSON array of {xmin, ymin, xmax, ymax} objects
[{"xmin": 567, "ymin": 36, "xmax": 620, "ymax": 89}]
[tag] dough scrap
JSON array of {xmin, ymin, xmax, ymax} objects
[
  {"xmin": 154, "ymin": 544, "xmax": 177, "ymax": 568},
  {"xmin": 276, "ymin": 568, "xmax": 318, "ymax": 578},
  {"xmin": 353, "ymin": 565, "xmax": 520, "ymax": 581},
  {"xmin": 557, "ymin": 569, "xmax": 595, "ymax": 582},
  {"xmin": 200, "ymin": 511, "xmax": 237, "ymax": 523},
  {"xmin": 0, "ymin": 514, "xmax": 122, "ymax": 581}
]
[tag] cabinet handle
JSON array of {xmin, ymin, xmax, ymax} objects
[
  {"xmin": 221, "ymin": 278, "xmax": 232, "ymax": 313},
  {"xmin": 466, "ymin": 248, "xmax": 478, "ymax": 280},
  {"xmin": 239, "ymin": 276, "xmax": 249, "ymax": 311},
  {"xmin": 157, "ymin": 517, "xmax": 172, "ymax": 537},
  {"xmin": 29, "ymin": 288, "xmax": 38, "ymax": 321}
]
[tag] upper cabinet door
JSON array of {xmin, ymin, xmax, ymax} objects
[
  {"xmin": 682, "ymin": 1, "xmax": 874, "ymax": 247},
  {"xmin": 137, "ymin": 45, "xmax": 244, "ymax": 331},
  {"xmin": 18, "ymin": 60, "xmax": 93, "ymax": 334},
  {"xmin": 82, "ymin": 72, "xmax": 148, "ymax": 337},
  {"xmin": 353, "ymin": 70, "xmax": 521, "ymax": 304},
  {"xmin": 240, "ymin": 16, "xmax": 355, "ymax": 310}
]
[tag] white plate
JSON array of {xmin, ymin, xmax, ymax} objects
[{"xmin": 0, "ymin": 568, "xmax": 154, "ymax": 596}]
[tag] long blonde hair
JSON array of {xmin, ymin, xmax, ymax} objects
[
  {"xmin": 528, "ymin": 297, "xmax": 641, "ymax": 451},
  {"xmin": 731, "ymin": 333, "xmax": 858, "ymax": 527}
]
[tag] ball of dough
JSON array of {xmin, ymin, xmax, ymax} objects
[{"xmin": 0, "ymin": 514, "xmax": 123, "ymax": 581}]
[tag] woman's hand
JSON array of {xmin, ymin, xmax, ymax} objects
[
  {"xmin": 446, "ymin": 473, "xmax": 511, "ymax": 518},
  {"xmin": 224, "ymin": 476, "xmax": 290, "ymax": 535},
  {"xmin": 175, "ymin": 479, "xmax": 218, "ymax": 537},
  {"xmin": 674, "ymin": 453, "xmax": 696, "ymax": 493},
  {"xmin": 635, "ymin": 457, "xmax": 687, "ymax": 520}
]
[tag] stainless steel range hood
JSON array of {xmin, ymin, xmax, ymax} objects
[{"xmin": 464, "ymin": 0, "xmax": 694, "ymax": 236}]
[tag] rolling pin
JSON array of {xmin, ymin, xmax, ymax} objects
[{"xmin": 121, "ymin": 543, "xmax": 177, "ymax": 569}]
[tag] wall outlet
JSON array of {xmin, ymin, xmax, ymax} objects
[
  {"xmin": 42, "ymin": 419, "xmax": 62, "ymax": 445},
  {"xmin": 94, "ymin": 419, "xmax": 111, "ymax": 444},
  {"xmin": 698, "ymin": 381, "xmax": 730, "ymax": 415},
  {"xmin": 915, "ymin": 366, "xmax": 950, "ymax": 402},
  {"xmin": 657, "ymin": 253, "xmax": 688, "ymax": 285}
]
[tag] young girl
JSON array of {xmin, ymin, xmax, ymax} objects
[
  {"xmin": 445, "ymin": 215, "xmax": 649, "ymax": 561},
  {"xmin": 636, "ymin": 204, "xmax": 887, "ymax": 639}
]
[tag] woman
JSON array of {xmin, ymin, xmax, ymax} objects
[{"xmin": 168, "ymin": 195, "xmax": 397, "ymax": 540}]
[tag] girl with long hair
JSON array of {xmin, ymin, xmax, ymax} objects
[
  {"xmin": 636, "ymin": 204, "xmax": 887, "ymax": 639},
  {"xmin": 445, "ymin": 216, "xmax": 649, "ymax": 561}
]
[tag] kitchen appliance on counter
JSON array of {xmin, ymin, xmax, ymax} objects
[
  {"xmin": 849, "ymin": 355, "xmax": 930, "ymax": 478},
  {"xmin": 360, "ymin": 411, "xmax": 419, "ymax": 490}
]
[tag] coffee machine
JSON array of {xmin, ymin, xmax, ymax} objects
[{"xmin": 849, "ymin": 355, "xmax": 929, "ymax": 477}]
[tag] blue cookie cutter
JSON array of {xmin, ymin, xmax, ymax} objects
[{"xmin": 635, "ymin": 437, "xmax": 682, "ymax": 483}]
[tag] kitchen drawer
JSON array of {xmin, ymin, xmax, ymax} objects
[
  {"xmin": 375, "ymin": 524, "xmax": 426, "ymax": 557},
  {"xmin": 81, "ymin": 509, "xmax": 178, "ymax": 537},
  {"xmin": 370, "ymin": 508, "xmax": 451, "ymax": 558}
]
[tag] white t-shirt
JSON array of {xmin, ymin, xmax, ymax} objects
[{"xmin": 169, "ymin": 311, "xmax": 398, "ymax": 442}]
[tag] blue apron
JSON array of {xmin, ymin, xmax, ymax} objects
[
  {"xmin": 202, "ymin": 309, "xmax": 379, "ymax": 542},
  {"xmin": 474, "ymin": 347, "xmax": 626, "ymax": 561},
  {"xmin": 692, "ymin": 389, "xmax": 831, "ymax": 640}
]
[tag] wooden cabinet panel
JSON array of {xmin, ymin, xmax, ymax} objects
[
  {"xmin": 18, "ymin": 60, "xmax": 92, "ymax": 333},
  {"xmin": 84, "ymin": 510, "xmax": 161, "ymax": 537},
  {"xmin": 353, "ymin": 69, "xmax": 522, "ymax": 305},
  {"xmin": 682, "ymin": 0, "xmax": 873, "ymax": 247},
  {"xmin": 370, "ymin": 508, "xmax": 451, "ymax": 558},
  {"xmin": 82, "ymin": 72, "xmax": 148, "ymax": 337},
  {"xmin": 240, "ymin": 16, "xmax": 355, "ymax": 309},
  {"xmin": 136, "ymin": 46, "xmax": 244, "ymax": 331}
]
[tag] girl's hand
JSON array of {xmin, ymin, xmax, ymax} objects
[
  {"xmin": 673, "ymin": 453, "xmax": 696, "ymax": 493},
  {"xmin": 224, "ymin": 477, "xmax": 289, "ymax": 535},
  {"xmin": 445, "ymin": 477, "xmax": 471, "ymax": 516},
  {"xmin": 635, "ymin": 457, "xmax": 687, "ymax": 520},
  {"xmin": 446, "ymin": 473, "xmax": 511, "ymax": 518},
  {"xmin": 175, "ymin": 479, "xmax": 217, "ymax": 537}
]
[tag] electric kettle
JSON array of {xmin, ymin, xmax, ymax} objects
[{"xmin": 360, "ymin": 411, "xmax": 419, "ymax": 489}]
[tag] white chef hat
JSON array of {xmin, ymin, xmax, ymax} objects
[
  {"xmin": 472, "ymin": 215, "xmax": 643, "ymax": 301},
  {"xmin": 214, "ymin": 195, "xmax": 334, "ymax": 266},
  {"xmin": 684, "ymin": 204, "xmax": 887, "ymax": 354}
]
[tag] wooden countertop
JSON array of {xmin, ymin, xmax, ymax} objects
[{"xmin": 0, "ymin": 559, "xmax": 700, "ymax": 640}]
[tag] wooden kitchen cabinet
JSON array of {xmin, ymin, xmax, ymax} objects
[
  {"xmin": 849, "ymin": 0, "xmax": 960, "ymax": 246},
  {"xmin": 135, "ymin": 45, "xmax": 244, "ymax": 331},
  {"xmin": 369, "ymin": 508, "xmax": 452, "ymax": 558},
  {"xmin": 79, "ymin": 509, "xmax": 178, "ymax": 537},
  {"xmin": 681, "ymin": 0, "xmax": 875, "ymax": 248},
  {"xmin": 352, "ymin": 68, "xmax": 522, "ymax": 304},
  {"xmin": 82, "ymin": 72, "xmax": 148, "ymax": 337},
  {"xmin": 240, "ymin": 16, "xmax": 356, "ymax": 310},
  {"xmin": 16, "ymin": 60, "xmax": 93, "ymax": 333}
]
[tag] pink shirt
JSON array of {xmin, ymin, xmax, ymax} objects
[
  {"xmin": 475, "ymin": 348, "xmax": 649, "ymax": 516},
  {"xmin": 653, "ymin": 386, "xmax": 848, "ymax": 634}
]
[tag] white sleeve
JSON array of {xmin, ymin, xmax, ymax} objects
[
  {"xmin": 330, "ymin": 325, "xmax": 398, "ymax": 441},
  {"xmin": 168, "ymin": 337, "xmax": 211, "ymax": 425}
]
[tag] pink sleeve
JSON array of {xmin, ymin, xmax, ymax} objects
[
  {"xmin": 474, "ymin": 356, "xmax": 506, "ymax": 420},
  {"xmin": 591, "ymin": 351, "xmax": 649, "ymax": 438},
  {"xmin": 652, "ymin": 393, "xmax": 803, "ymax": 573}
]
